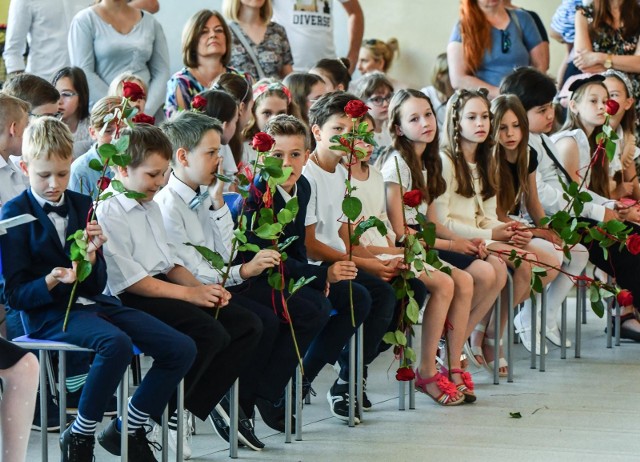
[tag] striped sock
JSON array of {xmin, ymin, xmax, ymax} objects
[
  {"xmin": 71, "ymin": 412, "xmax": 98, "ymax": 436},
  {"xmin": 168, "ymin": 412, "xmax": 178, "ymax": 431},
  {"xmin": 118, "ymin": 399, "xmax": 150, "ymax": 435},
  {"xmin": 66, "ymin": 374, "xmax": 88, "ymax": 393}
]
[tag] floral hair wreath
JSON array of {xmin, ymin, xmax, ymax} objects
[{"xmin": 253, "ymin": 82, "xmax": 292, "ymax": 104}]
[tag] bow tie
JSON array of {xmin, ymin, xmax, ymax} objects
[
  {"xmin": 188, "ymin": 190, "xmax": 210, "ymax": 210},
  {"xmin": 43, "ymin": 202, "xmax": 69, "ymax": 217}
]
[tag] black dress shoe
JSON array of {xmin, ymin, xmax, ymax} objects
[
  {"xmin": 255, "ymin": 396, "xmax": 295, "ymax": 433},
  {"xmin": 98, "ymin": 418, "xmax": 158, "ymax": 462},
  {"xmin": 60, "ymin": 425, "xmax": 95, "ymax": 462}
]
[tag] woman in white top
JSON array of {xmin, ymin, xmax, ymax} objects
[
  {"xmin": 382, "ymin": 89, "xmax": 504, "ymax": 398},
  {"xmin": 437, "ymin": 89, "xmax": 559, "ymax": 376},
  {"xmin": 68, "ymin": 0, "xmax": 169, "ymax": 116}
]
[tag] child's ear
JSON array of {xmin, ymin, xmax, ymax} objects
[
  {"xmin": 395, "ymin": 124, "xmax": 403, "ymax": 137},
  {"xmin": 303, "ymin": 149, "xmax": 310, "ymax": 162},
  {"xmin": 8, "ymin": 121, "xmax": 18, "ymax": 137},
  {"xmin": 88, "ymin": 126, "xmax": 99, "ymax": 141},
  {"xmin": 176, "ymin": 147, "xmax": 189, "ymax": 167},
  {"xmin": 624, "ymin": 97, "xmax": 635, "ymax": 111},
  {"xmin": 568, "ymin": 99, "xmax": 579, "ymax": 114},
  {"xmin": 19, "ymin": 160, "xmax": 28, "ymax": 176},
  {"xmin": 116, "ymin": 165, "xmax": 128, "ymax": 178},
  {"xmin": 311, "ymin": 124, "xmax": 322, "ymax": 141}
]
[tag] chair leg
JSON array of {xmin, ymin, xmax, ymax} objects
[
  {"xmin": 575, "ymin": 283, "xmax": 583, "ymax": 358},
  {"xmin": 58, "ymin": 351, "xmax": 67, "ymax": 433},
  {"xmin": 119, "ymin": 367, "xmax": 129, "ymax": 461},
  {"xmin": 493, "ymin": 296, "xmax": 501, "ymax": 385},
  {"xmin": 176, "ymin": 379, "xmax": 184, "ymax": 461},
  {"xmin": 348, "ymin": 335, "xmax": 356, "ymax": 427},
  {"xmin": 229, "ymin": 379, "xmax": 239, "ymax": 457},
  {"xmin": 284, "ymin": 379, "xmax": 292, "ymax": 443},
  {"xmin": 615, "ymin": 301, "xmax": 621, "ymax": 346},
  {"xmin": 39, "ymin": 350, "xmax": 48, "ymax": 462},
  {"xmin": 295, "ymin": 366, "xmax": 302, "ymax": 441},
  {"xmin": 356, "ymin": 325, "xmax": 364, "ymax": 420},
  {"xmin": 560, "ymin": 299, "xmax": 567, "ymax": 360},
  {"xmin": 161, "ymin": 405, "xmax": 168, "ymax": 462},
  {"xmin": 407, "ymin": 332, "xmax": 415, "ymax": 409},
  {"xmin": 530, "ymin": 294, "xmax": 537, "ymax": 370},
  {"xmin": 506, "ymin": 274, "xmax": 514, "ymax": 383}
]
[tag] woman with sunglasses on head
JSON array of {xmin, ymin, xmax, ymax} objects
[{"xmin": 447, "ymin": 0, "xmax": 546, "ymax": 100}]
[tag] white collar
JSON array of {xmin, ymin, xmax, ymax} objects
[
  {"xmin": 276, "ymin": 183, "xmax": 297, "ymax": 203},
  {"xmin": 167, "ymin": 173, "xmax": 208, "ymax": 207}
]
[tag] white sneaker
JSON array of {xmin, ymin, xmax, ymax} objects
[
  {"xmin": 168, "ymin": 410, "xmax": 194, "ymax": 460},
  {"xmin": 514, "ymin": 312, "xmax": 548, "ymax": 355},
  {"xmin": 545, "ymin": 325, "xmax": 571, "ymax": 348}
]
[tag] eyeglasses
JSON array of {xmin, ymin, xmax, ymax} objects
[
  {"xmin": 501, "ymin": 29, "xmax": 511, "ymax": 54},
  {"xmin": 60, "ymin": 91, "xmax": 78, "ymax": 99},
  {"xmin": 368, "ymin": 94, "xmax": 393, "ymax": 106}
]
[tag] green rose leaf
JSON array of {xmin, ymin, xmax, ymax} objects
[
  {"xmin": 110, "ymin": 179, "xmax": 125, "ymax": 193},
  {"xmin": 185, "ymin": 243, "xmax": 225, "ymax": 270},
  {"xmin": 268, "ymin": 270, "xmax": 284, "ymax": 290},
  {"xmin": 382, "ymin": 331, "xmax": 397, "ymax": 345},
  {"xmin": 98, "ymin": 143, "xmax": 117, "ymax": 161},
  {"xmin": 394, "ymin": 329, "xmax": 407, "ymax": 346},
  {"xmin": 76, "ymin": 259, "xmax": 93, "ymax": 282},
  {"xmin": 342, "ymin": 196, "xmax": 362, "ymax": 222},
  {"xmin": 88, "ymin": 159, "xmax": 104, "ymax": 172}
]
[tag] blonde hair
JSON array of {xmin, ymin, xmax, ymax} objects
[
  {"xmin": 108, "ymin": 72, "xmax": 148, "ymax": 99},
  {"xmin": 222, "ymin": 0, "xmax": 272, "ymax": 23},
  {"xmin": 361, "ymin": 38, "xmax": 399, "ymax": 73},
  {"xmin": 0, "ymin": 93, "xmax": 30, "ymax": 129},
  {"xmin": 22, "ymin": 117, "xmax": 73, "ymax": 163},
  {"xmin": 89, "ymin": 96, "xmax": 123, "ymax": 130}
]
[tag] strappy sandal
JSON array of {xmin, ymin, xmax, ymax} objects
[
  {"xmin": 414, "ymin": 369, "xmax": 464, "ymax": 406},
  {"xmin": 466, "ymin": 324, "xmax": 487, "ymax": 368},
  {"xmin": 441, "ymin": 367, "xmax": 476, "ymax": 404},
  {"xmin": 483, "ymin": 337, "xmax": 508, "ymax": 378}
]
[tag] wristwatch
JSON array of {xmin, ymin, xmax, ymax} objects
[{"xmin": 604, "ymin": 54, "xmax": 613, "ymax": 69}]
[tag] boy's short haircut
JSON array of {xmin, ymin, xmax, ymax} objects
[
  {"xmin": 2, "ymin": 73, "xmax": 60, "ymax": 108},
  {"xmin": 120, "ymin": 124, "xmax": 173, "ymax": 168},
  {"xmin": 308, "ymin": 91, "xmax": 362, "ymax": 128},
  {"xmin": 353, "ymin": 71, "xmax": 394, "ymax": 101},
  {"xmin": 90, "ymin": 96, "xmax": 123, "ymax": 130},
  {"xmin": 0, "ymin": 93, "xmax": 30, "ymax": 128},
  {"xmin": 22, "ymin": 116, "xmax": 73, "ymax": 163},
  {"xmin": 263, "ymin": 114, "xmax": 309, "ymax": 149},
  {"xmin": 499, "ymin": 67, "xmax": 557, "ymax": 112},
  {"xmin": 160, "ymin": 111, "xmax": 223, "ymax": 161}
]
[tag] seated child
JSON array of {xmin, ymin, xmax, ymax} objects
[
  {"xmin": 95, "ymin": 123, "xmax": 263, "ymax": 457},
  {"xmin": 0, "ymin": 117, "xmax": 196, "ymax": 461},
  {"xmin": 2, "ymin": 73, "xmax": 60, "ymax": 117},
  {"xmin": 68, "ymin": 96, "xmax": 122, "ymax": 196}
]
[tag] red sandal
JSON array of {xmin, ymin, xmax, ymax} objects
[
  {"xmin": 414, "ymin": 369, "xmax": 464, "ymax": 406},
  {"xmin": 442, "ymin": 367, "xmax": 476, "ymax": 404}
]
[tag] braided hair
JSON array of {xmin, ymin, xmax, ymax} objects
[{"xmin": 441, "ymin": 88, "xmax": 496, "ymax": 201}]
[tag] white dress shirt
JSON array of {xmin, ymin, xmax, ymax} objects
[
  {"xmin": 96, "ymin": 184, "xmax": 183, "ymax": 296},
  {"xmin": 154, "ymin": 174, "xmax": 243, "ymax": 286},
  {"xmin": 0, "ymin": 156, "xmax": 28, "ymax": 210},
  {"xmin": 3, "ymin": 0, "xmax": 92, "ymax": 80},
  {"xmin": 530, "ymin": 132, "xmax": 609, "ymax": 222},
  {"xmin": 31, "ymin": 189, "xmax": 92, "ymax": 304}
]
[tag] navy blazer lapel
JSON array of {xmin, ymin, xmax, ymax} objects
[
  {"xmin": 65, "ymin": 192, "xmax": 80, "ymax": 253},
  {"xmin": 26, "ymin": 189, "xmax": 65, "ymax": 253}
]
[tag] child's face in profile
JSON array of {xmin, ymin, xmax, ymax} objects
[
  {"xmin": 526, "ymin": 102, "xmax": 555, "ymax": 134},
  {"xmin": 221, "ymin": 107, "xmax": 239, "ymax": 145},
  {"xmin": 269, "ymin": 134, "xmax": 309, "ymax": 193},
  {"xmin": 255, "ymin": 95, "xmax": 288, "ymax": 131},
  {"xmin": 181, "ymin": 128, "xmax": 222, "ymax": 189},
  {"xmin": 313, "ymin": 113, "xmax": 352, "ymax": 157},
  {"xmin": 119, "ymin": 152, "xmax": 169, "ymax": 202},
  {"xmin": 21, "ymin": 155, "xmax": 72, "ymax": 203},
  {"xmin": 55, "ymin": 77, "xmax": 79, "ymax": 122}
]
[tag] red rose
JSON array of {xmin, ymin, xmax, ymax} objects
[
  {"xmin": 395, "ymin": 366, "xmax": 415, "ymax": 382},
  {"xmin": 97, "ymin": 176, "xmax": 111, "ymax": 191},
  {"xmin": 122, "ymin": 82, "xmax": 146, "ymax": 102},
  {"xmin": 251, "ymin": 132, "xmax": 276, "ymax": 152},
  {"xmin": 617, "ymin": 289, "xmax": 634, "ymax": 306},
  {"xmin": 131, "ymin": 113, "xmax": 156, "ymax": 125},
  {"xmin": 344, "ymin": 99, "xmax": 370, "ymax": 119},
  {"xmin": 191, "ymin": 95, "xmax": 207, "ymax": 111},
  {"xmin": 403, "ymin": 189, "xmax": 423, "ymax": 207},
  {"xmin": 605, "ymin": 99, "xmax": 620, "ymax": 116},
  {"xmin": 626, "ymin": 234, "xmax": 640, "ymax": 255}
]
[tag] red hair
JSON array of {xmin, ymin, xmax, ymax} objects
[{"xmin": 460, "ymin": 0, "xmax": 491, "ymax": 73}]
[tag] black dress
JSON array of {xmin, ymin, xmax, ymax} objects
[{"xmin": 0, "ymin": 336, "xmax": 29, "ymax": 370}]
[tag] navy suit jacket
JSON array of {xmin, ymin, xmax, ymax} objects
[
  {"xmin": 0, "ymin": 189, "xmax": 118, "ymax": 335},
  {"xmin": 237, "ymin": 175, "xmax": 328, "ymax": 291}
]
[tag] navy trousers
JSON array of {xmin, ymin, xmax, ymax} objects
[{"xmin": 32, "ymin": 303, "xmax": 196, "ymax": 422}]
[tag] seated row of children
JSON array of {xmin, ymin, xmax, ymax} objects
[{"xmin": 3, "ymin": 63, "xmax": 640, "ymax": 462}]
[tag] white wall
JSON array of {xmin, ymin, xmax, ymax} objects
[{"xmin": 155, "ymin": 1, "xmax": 564, "ymax": 88}]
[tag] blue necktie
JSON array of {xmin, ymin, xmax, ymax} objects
[{"xmin": 188, "ymin": 190, "xmax": 210, "ymax": 210}]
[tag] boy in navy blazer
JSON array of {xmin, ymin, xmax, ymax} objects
[{"xmin": 0, "ymin": 117, "xmax": 196, "ymax": 462}]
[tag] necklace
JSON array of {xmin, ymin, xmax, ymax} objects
[{"xmin": 313, "ymin": 152, "xmax": 323, "ymax": 170}]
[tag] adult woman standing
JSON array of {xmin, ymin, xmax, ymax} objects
[
  {"xmin": 68, "ymin": 0, "xmax": 169, "ymax": 116},
  {"xmin": 222, "ymin": 0, "xmax": 293, "ymax": 81},
  {"xmin": 573, "ymin": 0, "xmax": 640, "ymax": 136},
  {"xmin": 447, "ymin": 0, "xmax": 545, "ymax": 100},
  {"xmin": 165, "ymin": 9, "xmax": 248, "ymax": 118}
]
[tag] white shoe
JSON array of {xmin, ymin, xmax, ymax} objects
[
  {"xmin": 168, "ymin": 410, "xmax": 193, "ymax": 460},
  {"xmin": 514, "ymin": 312, "xmax": 548, "ymax": 355},
  {"xmin": 545, "ymin": 325, "xmax": 571, "ymax": 348}
]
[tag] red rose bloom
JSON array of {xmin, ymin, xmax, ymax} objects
[
  {"xmin": 97, "ymin": 176, "xmax": 111, "ymax": 191},
  {"xmin": 605, "ymin": 99, "xmax": 620, "ymax": 116},
  {"xmin": 395, "ymin": 366, "xmax": 415, "ymax": 382},
  {"xmin": 122, "ymin": 82, "xmax": 145, "ymax": 102},
  {"xmin": 403, "ymin": 189, "xmax": 423, "ymax": 207},
  {"xmin": 191, "ymin": 95, "xmax": 207, "ymax": 111},
  {"xmin": 344, "ymin": 100, "xmax": 370, "ymax": 119},
  {"xmin": 626, "ymin": 234, "xmax": 640, "ymax": 255},
  {"xmin": 131, "ymin": 113, "xmax": 156, "ymax": 125},
  {"xmin": 617, "ymin": 289, "xmax": 634, "ymax": 307},
  {"xmin": 252, "ymin": 132, "xmax": 276, "ymax": 152}
]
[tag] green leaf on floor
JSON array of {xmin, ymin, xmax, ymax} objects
[{"xmin": 509, "ymin": 412, "xmax": 522, "ymax": 419}]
